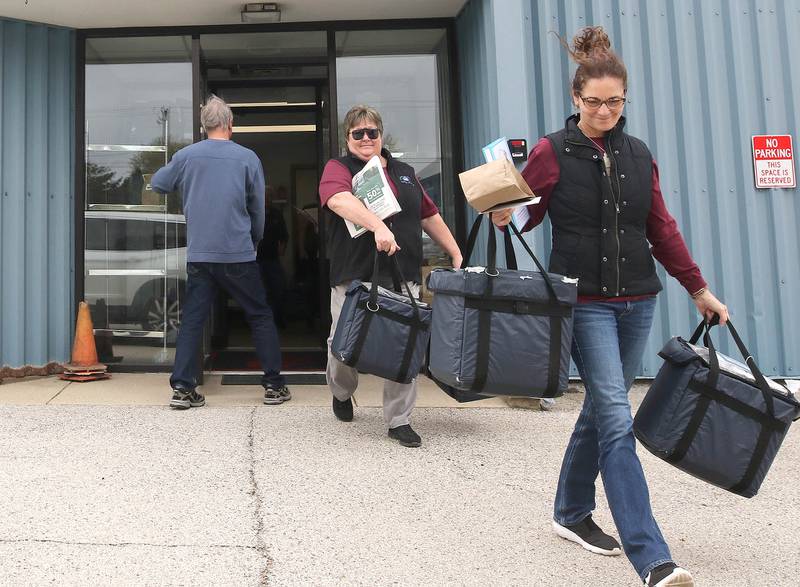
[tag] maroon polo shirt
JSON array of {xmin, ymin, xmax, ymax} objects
[{"xmin": 319, "ymin": 159, "xmax": 439, "ymax": 219}]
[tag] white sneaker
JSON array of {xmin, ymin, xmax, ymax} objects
[
  {"xmin": 552, "ymin": 517, "xmax": 622, "ymax": 556},
  {"xmin": 644, "ymin": 563, "xmax": 694, "ymax": 586}
]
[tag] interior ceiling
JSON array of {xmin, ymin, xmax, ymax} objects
[{"xmin": 2, "ymin": 0, "xmax": 467, "ymax": 29}]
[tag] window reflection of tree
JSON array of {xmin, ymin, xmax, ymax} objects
[
  {"xmin": 86, "ymin": 137, "xmax": 189, "ymax": 213},
  {"xmin": 128, "ymin": 139, "xmax": 189, "ymax": 214}
]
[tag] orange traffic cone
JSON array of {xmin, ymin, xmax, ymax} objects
[{"xmin": 60, "ymin": 301, "xmax": 110, "ymax": 382}]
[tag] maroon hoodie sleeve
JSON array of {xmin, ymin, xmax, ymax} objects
[
  {"xmin": 519, "ymin": 137, "xmax": 559, "ymax": 232},
  {"xmin": 647, "ymin": 160, "xmax": 707, "ymax": 294}
]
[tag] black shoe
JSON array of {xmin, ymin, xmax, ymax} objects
[
  {"xmin": 332, "ymin": 396, "xmax": 353, "ymax": 421},
  {"xmin": 552, "ymin": 515, "xmax": 621, "ymax": 556},
  {"xmin": 645, "ymin": 563, "xmax": 694, "ymax": 586},
  {"xmin": 170, "ymin": 387, "xmax": 205, "ymax": 409},
  {"xmin": 388, "ymin": 424, "xmax": 422, "ymax": 447},
  {"xmin": 264, "ymin": 385, "xmax": 291, "ymax": 405}
]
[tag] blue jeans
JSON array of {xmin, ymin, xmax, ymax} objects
[
  {"xmin": 170, "ymin": 262, "xmax": 285, "ymax": 390},
  {"xmin": 554, "ymin": 298, "xmax": 671, "ymax": 580}
]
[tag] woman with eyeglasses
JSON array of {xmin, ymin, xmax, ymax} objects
[
  {"xmin": 318, "ymin": 104, "xmax": 461, "ymax": 447},
  {"xmin": 492, "ymin": 27, "xmax": 727, "ymax": 587}
]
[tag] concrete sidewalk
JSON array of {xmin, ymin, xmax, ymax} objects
[
  {"xmin": 0, "ymin": 374, "xmax": 797, "ymax": 586},
  {"xmin": 0, "ymin": 373, "xmax": 514, "ymax": 408}
]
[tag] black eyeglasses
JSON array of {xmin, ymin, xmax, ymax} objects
[
  {"xmin": 350, "ymin": 127, "xmax": 381, "ymax": 140},
  {"xmin": 579, "ymin": 96, "xmax": 627, "ymax": 110}
]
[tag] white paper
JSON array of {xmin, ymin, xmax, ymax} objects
[
  {"xmin": 512, "ymin": 203, "xmax": 530, "ymax": 227},
  {"xmin": 686, "ymin": 342, "xmax": 791, "ymax": 396},
  {"xmin": 482, "ymin": 136, "xmax": 514, "ymax": 164},
  {"xmin": 345, "ymin": 155, "xmax": 402, "ymax": 238}
]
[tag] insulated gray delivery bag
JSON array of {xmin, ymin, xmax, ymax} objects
[
  {"xmin": 331, "ymin": 252, "xmax": 431, "ymax": 384},
  {"xmin": 427, "ymin": 216, "xmax": 577, "ymax": 399},
  {"xmin": 634, "ymin": 317, "xmax": 800, "ymax": 498}
]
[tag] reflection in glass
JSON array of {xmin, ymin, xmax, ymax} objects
[
  {"xmin": 336, "ymin": 55, "xmax": 441, "ymax": 201},
  {"xmin": 84, "ymin": 37, "xmax": 192, "ymax": 365},
  {"xmin": 335, "ymin": 29, "xmax": 454, "ymax": 266},
  {"xmin": 85, "ymin": 211, "xmax": 186, "ymax": 334},
  {"xmin": 201, "ymin": 31, "xmax": 327, "ymax": 62}
]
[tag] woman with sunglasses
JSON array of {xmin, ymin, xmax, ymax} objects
[
  {"xmin": 318, "ymin": 105, "xmax": 461, "ymax": 447},
  {"xmin": 492, "ymin": 27, "xmax": 727, "ymax": 586}
]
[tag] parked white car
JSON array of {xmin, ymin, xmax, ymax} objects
[{"xmin": 84, "ymin": 210, "xmax": 187, "ymax": 336}]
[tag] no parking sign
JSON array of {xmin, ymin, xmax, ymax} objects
[{"xmin": 751, "ymin": 135, "xmax": 796, "ymax": 189}]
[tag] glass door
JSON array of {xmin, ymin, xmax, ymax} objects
[
  {"xmin": 334, "ymin": 28, "xmax": 456, "ymax": 303},
  {"xmin": 198, "ymin": 31, "xmax": 330, "ymax": 371},
  {"xmin": 83, "ymin": 36, "xmax": 193, "ymax": 366}
]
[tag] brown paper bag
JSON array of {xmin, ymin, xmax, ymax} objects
[{"xmin": 458, "ymin": 159, "xmax": 536, "ymax": 213}]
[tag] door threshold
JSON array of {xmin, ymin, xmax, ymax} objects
[{"xmin": 218, "ymin": 372, "xmax": 327, "ymax": 386}]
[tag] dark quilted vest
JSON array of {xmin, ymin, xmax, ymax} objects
[{"xmin": 545, "ymin": 115, "xmax": 663, "ymax": 297}]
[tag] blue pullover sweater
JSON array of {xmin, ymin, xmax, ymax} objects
[{"xmin": 151, "ymin": 139, "xmax": 265, "ymax": 263}]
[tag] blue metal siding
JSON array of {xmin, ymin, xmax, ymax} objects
[
  {"xmin": 457, "ymin": 0, "xmax": 799, "ymax": 376},
  {"xmin": 455, "ymin": 0, "xmax": 498, "ymax": 255},
  {"xmin": 0, "ymin": 19, "xmax": 74, "ymax": 367}
]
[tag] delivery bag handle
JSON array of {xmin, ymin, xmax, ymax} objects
[
  {"xmin": 461, "ymin": 214, "xmax": 506, "ymax": 288},
  {"xmin": 689, "ymin": 315, "xmax": 775, "ymax": 418},
  {"xmin": 461, "ymin": 214, "xmax": 561, "ymax": 302},
  {"xmin": 507, "ymin": 220, "xmax": 561, "ymax": 302},
  {"xmin": 461, "ymin": 215, "xmax": 517, "ymax": 269},
  {"xmin": 368, "ymin": 251, "xmax": 421, "ymax": 319}
]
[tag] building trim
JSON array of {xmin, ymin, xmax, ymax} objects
[
  {"xmin": 73, "ymin": 34, "xmax": 86, "ymax": 306},
  {"xmin": 76, "ymin": 18, "xmax": 455, "ymax": 39}
]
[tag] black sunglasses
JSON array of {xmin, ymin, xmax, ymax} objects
[{"xmin": 350, "ymin": 127, "xmax": 380, "ymax": 140}]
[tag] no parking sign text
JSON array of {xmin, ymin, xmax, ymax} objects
[{"xmin": 751, "ymin": 135, "xmax": 795, "ymax": 189}]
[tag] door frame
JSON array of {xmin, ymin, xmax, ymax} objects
[{"xmin": 75, "ymin": 19, "xmax": 465, "ymax": 371}]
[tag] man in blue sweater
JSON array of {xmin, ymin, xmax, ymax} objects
[{"xmin": 151, "ymin": 95, "xmax": 289, "ymax": 408}]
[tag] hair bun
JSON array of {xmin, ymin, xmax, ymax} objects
[{"xmin": 572, "ymin": 26, "xmax": 612, "ymax": 60}]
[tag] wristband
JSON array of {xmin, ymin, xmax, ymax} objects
[{"xmin": 691, "ymin": 287, "xmax": 707, "ymax": 299}]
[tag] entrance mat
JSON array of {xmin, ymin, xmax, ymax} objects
[
  {"xmin": 221, "ymin": 373, "xmax": 327, "ymax": 386},
  {"xmin": 206, "ymin": 350, "xmax": 327, "ymax": 372}
]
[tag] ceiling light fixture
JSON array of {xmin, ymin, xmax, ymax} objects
[
  {"xmin": 241, "ymin": 3, "xmax": 281, "ymax": 23},
  {"xmin": 232, "ymin": 124, "xmax": 317, "ymax": 134}
]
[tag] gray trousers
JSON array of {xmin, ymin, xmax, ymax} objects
[{"xmin": 326, "ymin": 282, "xmax": 419, "ymax": 429}]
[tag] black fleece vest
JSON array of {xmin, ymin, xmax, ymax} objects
[
  {"xmin": 545, "ymin": 115, "xmax": 662, "ymax": 297},
  {"xmin": 324, "ymin": 149, "xmax": 423, "ymax": 287}
]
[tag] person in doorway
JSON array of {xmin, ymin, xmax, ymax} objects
[
  {"xmin": 319, "ymin": 104, "xmax": 462, "ymax": 447},
  {"xmin": 151, "ymin": 94, "xmax": 290, "ymax": 408},
  {"xmin": 295, "ymin": 203, "xmax": 320, "ymax": 330},
  {"xmin": 492, "ymin": 27, "xmax": 728, "ymax": 586},
  {"xmin": 257, "ymin": 186, "xmax": 289, "ymax": 330}
]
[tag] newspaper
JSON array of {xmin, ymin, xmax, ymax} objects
[
  {"xmin": 345, "ymin": 155, "xmax": 402, "ymax": 238},
  {"xmin": 481, "ymin": 136, "xmax": 537, "ymax": 226}
]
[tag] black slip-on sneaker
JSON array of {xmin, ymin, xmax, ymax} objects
[
  {"xmin": 388, "ymin": 424, "xmax": 422, "ymax": 448},
  {"xmin": 645, "ymin": 563, "xmax": 694, "ymax": 586},
  {"xmin": 332, "ymin": 396, "xmax": 353, "ymax": 421},
  {"xmin": 552, "ymin": 515, "xmax": 622, "ymax": 556}
]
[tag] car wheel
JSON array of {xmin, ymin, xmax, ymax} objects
[{"xmin": 141, "ymin": 296, "xmax": 181, "ymax": 335}]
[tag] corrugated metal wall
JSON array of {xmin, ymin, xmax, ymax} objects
[
  {"xmin": 457, "ymin": 0, "xmax": 799, "ymax": 377},
  {"xmin": 0, "ymin": 19, "xmax": 74, "ymax": 368}
]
